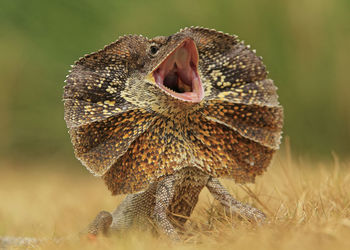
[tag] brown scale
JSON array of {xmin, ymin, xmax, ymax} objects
[
  {"xmin": 201, "ymin": 101, "xmax": 283, "ymax": 148},
  {"xmin": 103, "ymin": 117, "xmax": 194, "ymax": 194},
  {"xmin": 69, "ymin": 109, "xmax": 156, "ymax": 175},
  {"xmin": 64, "ymin": 27, "xmax": 284, "ymax": 239},
  {"xmin": 187, "ymin": 113, "xmax": 275, "ymax": 182}
]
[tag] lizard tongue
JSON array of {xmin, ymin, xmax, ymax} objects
[{"xmin": 152, "ymin": 39, "xmax": 204, "ymax": 103}]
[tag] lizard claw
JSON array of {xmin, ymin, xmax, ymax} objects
[
  {"xmin": 223, "ymin": 202, "xmax": 267, "ymax": 225},
  {"xmin": 87, "ymin": 233, "xmax": 97, "ymax": 241}
]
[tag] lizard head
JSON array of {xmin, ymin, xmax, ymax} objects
[{"xmin": 145, "ymin": 36, "xmax": 204, "ymax": 103}]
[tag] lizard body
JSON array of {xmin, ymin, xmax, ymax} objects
[{"xmin": 65, "ymin": 27, "xmax": 283, "ymax": 240}]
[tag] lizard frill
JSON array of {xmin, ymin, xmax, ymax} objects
[{"xmin": 63, "ymin": 27, "xmax": 283, "ymax": 195}]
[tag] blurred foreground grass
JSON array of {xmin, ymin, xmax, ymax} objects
[{"xmin": 1, "ymin": 151, "xmax": 350, "ymax": 250}]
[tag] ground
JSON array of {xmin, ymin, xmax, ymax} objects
[{"xmin": 1, "ymin": 150, "xmax": 350, "ymax": 250}]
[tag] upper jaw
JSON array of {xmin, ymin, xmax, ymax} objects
[{"xmin": 147, "ymin": 38, "xmax": 204, "ymax": 103}]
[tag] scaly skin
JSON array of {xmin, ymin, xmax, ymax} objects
[{"xmin": 64, "ymin": 27, "xmax": 283, "ymax": 240}]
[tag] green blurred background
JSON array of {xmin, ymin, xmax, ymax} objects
[{"xmin": 0, "ymin": 0, "xmax": 349, "ymax": 163}]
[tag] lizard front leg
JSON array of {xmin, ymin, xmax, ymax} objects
[
  {"xmin": 85, "ymin": 176, "xmax": 180, "ymax": 240},
  {"xmin": 206, "ymin": 177, "xmax": 266, "ymax": 223},
  {"xmin": 85, "ymin": 190, "xmax": 156, "ymax": 238},
  {"xmin": 151, "ymin": 175, "xmax": 180, "ymax": 241}
]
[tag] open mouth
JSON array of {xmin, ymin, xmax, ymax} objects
[{"xmin": 150, "ymin": 39, "xmax": 204, "ymax": 103}]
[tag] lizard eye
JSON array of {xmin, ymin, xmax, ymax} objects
[{"xmin": 149, "ymin": 44, "xmax": 159, "ymax": 56}]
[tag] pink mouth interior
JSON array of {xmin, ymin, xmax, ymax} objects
[{"xmin": 152, "ymin": 39, "xmax": 204, "ymax": 103}]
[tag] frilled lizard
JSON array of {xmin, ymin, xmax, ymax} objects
[
  {"xmin": 63, "ymin": 27, "xmax": 283, "ymax": 240},
  {"xmin": 0, "ymin": 27, "xmax": 283, "ymax": 247},
  {"xmin": 64, "ymin": 28, "xmax": 283, "ymax": 238}
]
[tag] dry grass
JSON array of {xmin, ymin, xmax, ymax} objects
[{"xmin": 1, "ymin": 152, "xmax": 350, "ymax": 250}]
